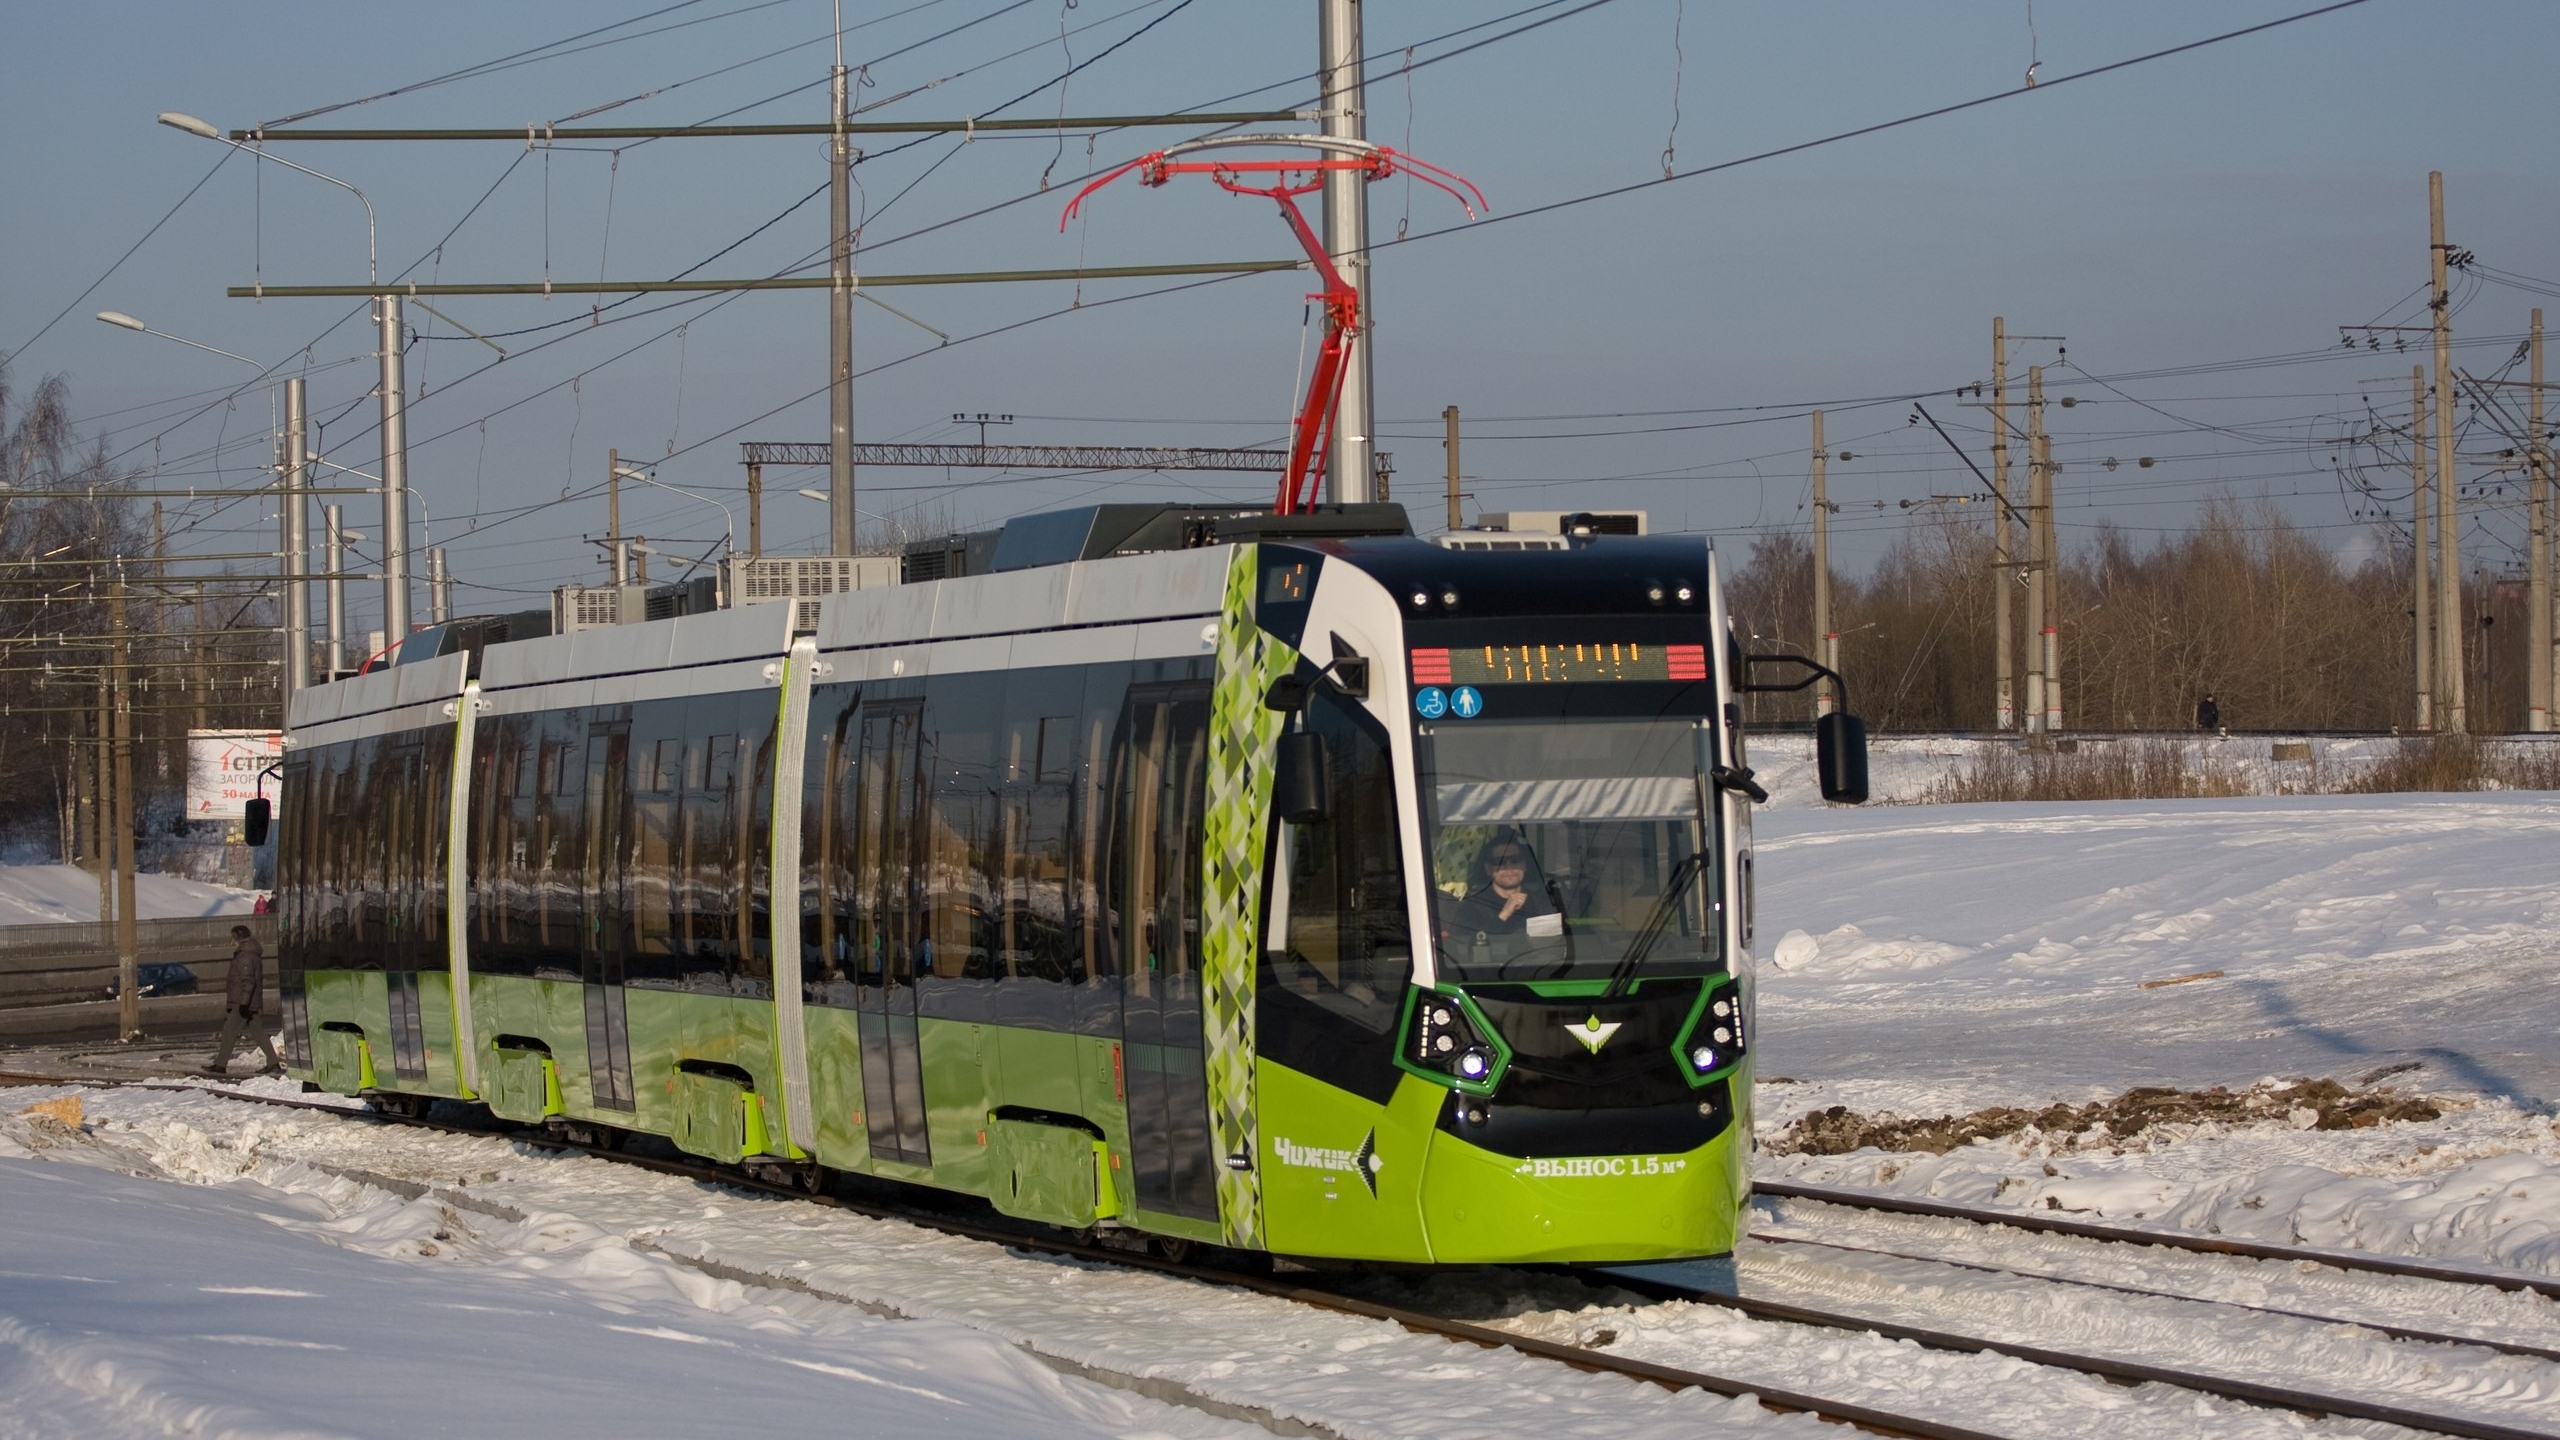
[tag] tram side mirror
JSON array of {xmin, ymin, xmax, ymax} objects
[
  {"xmin": 1816, "ymin": 712, "xmax": 1870, "ymax": 805},
  {"xmin": 1263, "ymin": 674, "xmax": 1311, "ymax": 713},
  {"xmin": 242, "ymin": 797, "xmax": 272, "ymax": 847},
  {"xmin": 1274, "ymin": 730, "xmax": 1330, "ymax": 822}
]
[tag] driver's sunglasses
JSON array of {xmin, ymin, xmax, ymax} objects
[{"xmin": 1489, "ymin": 852, "xmax": 1525, "ymax": 865}]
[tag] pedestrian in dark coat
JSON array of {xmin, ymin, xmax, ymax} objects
[
  {"xmin": 206, "ymin": 924, "xmax": 281, "ymax": 1076},
  {"xmin": 2196, "ymin": 694, "xmax": 2222, "ymax": 732}
]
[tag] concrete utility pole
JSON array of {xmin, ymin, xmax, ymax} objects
[
  {"xmin": 1811, "ymin": 410, "xmax": 1836, "ymax": 718},
  {"xmin": 324, "ymin": 504, "xmax": 348, "ymax": 680},
  {"xmin": 2430, "ymin": 172, "xmax": 2464, "ymax": 732},
  {"xmin": 1991, "ymin": 318, "xmax": 2015, "ymax": 731},
  {"xmin": 606, "ymin": 447, "xmax": 630, "ymax": 584},
  {"xmin": 2035, "ymin": 387, "xmax": 2063, "ymax": 734},
  {"xmin": 2023, "ymin": 367, "xmax": 2048, "ymax": 735},
  {"xmin": 746, "ymin": 460, "xmax": 765, "ymax": 557},
  {"xmin": 111, "ymin": 580, "xmax": 139, "ymax": 1042},
  {"xmin": 1319, "ymin": 0, "xmax": 1375, "ymax": 505},
  {"xmin": 1442, "ymin": 406, "xmax": 1461, "ymax": 531},
  {"xmin": 377, "ymin": 295, "xmax": 412, "ymax": 642},
  {"xmin": 827, "ymin": 46, "xmax": 858, "ymax": 556},
  {"xmin": 2411, "ymin": 367, "xmax": 2433, "ymax": 731},
  {"xmin": 2528, "ymin": 308, "xmax": 2550, "ymax": 733},
  {"xmin": 282, "ymin": 377, "xmax": 313, "ymax": 697}
]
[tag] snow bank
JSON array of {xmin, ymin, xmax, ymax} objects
[
  {"xmin": 0, "ymin": 865, "xmax": 253, "ymax": 926},
  {"xmin": 1752, "ymin": 791, "xmax": 2560, "ymax": 1106}
]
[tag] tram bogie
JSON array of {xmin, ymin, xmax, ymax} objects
[{"xmin": 274, "ymin": 503, "xmax": 1863, "ymax": 1265}]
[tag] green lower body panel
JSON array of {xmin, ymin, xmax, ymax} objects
[
  {"xmin": 1256, "ymin": 1060, "xmax": 1747, "ymax": 1264},
  {"xmin": 987, "ymin": 1118, "xmax": 1115, "ymax": 1228},
  {"xmin": 309, "ymin": 1022, "xmax": 377, "ymax": 1095},
  {"xmin": 291, "ymin": 968, "xmax": 473, "ymax": 1101},
  {"xmin": 483, "ymin": 1043, "xmax": 564, "ymax": 1122},
  {"xmin": 673, "ymin": 1067, "xmax": 771, "ymax": 1165}
]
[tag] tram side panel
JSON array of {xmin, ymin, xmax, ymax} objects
[
  {"xmin": 464, "ymin": 680, "xmax": 793, "ymax": 1154},
  {"xmin": 795, "ymin": 623, "xmax": 1229, "ymax": 1243},
  {"xmin": 279, "ymin": 660, "xmax": 476, "ymax": 1102}
]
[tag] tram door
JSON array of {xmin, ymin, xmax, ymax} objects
[
  {"xmin": 580, "ymin": 723, "xmax": 636, "ymax": 1110},
  {"xmin": 853, "ymin": 701, "xmax": 931, "ymax": 1164},
  {"xmin": 1112, "ymin": 683, "xmax": 1216, "ymax": 1220},
  {"xmin": 382, "ymin": 741, "xmax": 429, "ymax": 1084}
]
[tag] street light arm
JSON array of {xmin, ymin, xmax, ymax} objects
[
  {"xmin": 616, "ymin": 467, "xmax": 735, "ymax": 553},
  {"xmin": 96, "ymin": 312, "xmax": 261, "ymax": 369},
  {"xmin": 160, "ymin": 113, "xmax": 376, "ymax": 282}
]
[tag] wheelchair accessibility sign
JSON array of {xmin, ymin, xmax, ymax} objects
[{"xmin": 1416, "ymin": 686, "xmax": 1484, "ymax": 720}]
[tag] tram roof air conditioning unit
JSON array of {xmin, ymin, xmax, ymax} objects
[
  {"xmin": 721, "ymin": 554, "xmax": 899, "ymax": 633},
  {"xmin": 553, "ymin": 583, "xmax": 649, "ymax": 633},
  {"xmin": 1473, "ymin": 510, "xmax": 1647, "ymax": 537}
]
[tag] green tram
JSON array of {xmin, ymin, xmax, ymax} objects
[{"xmin": 275, "ymin": 503, "xmax": 1866, "ymax": 1265}]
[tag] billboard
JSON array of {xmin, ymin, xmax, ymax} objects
[{"xmin": 188, "ymin": 729, "xmax": 284, "ymax": 821}]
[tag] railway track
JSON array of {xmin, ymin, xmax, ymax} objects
[
  {"xmin": 1758, "ymin": 1177, "xmax": 2560, "ymax": 1299},
  {"xmin": 8, "ymin": 1070, "xmax": 2555, "ymax": 1440}
]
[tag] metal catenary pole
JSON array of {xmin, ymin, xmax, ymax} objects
[
  {"xmin": 378, "ymin": 295, "xmax": 412, "ymax": 642},
  {"xmin": 2023, "ymin": 366, "xmax": 2048, "ymax": 735},
  {"xmin": 2429, "ymin": 172, "xmax": 2464, "ymax": 731},
  {"xmin": 324, "ymin": 504, "xmax": 348, "ymax": 680},
  {"xmin": 828, "ymin": 54, "xmax": 857, "ymax": 556},
  {"xmin": 2411, "ymin": 366, "xmax": 2434, "ymax": 731},
  {"xmin": 282, "ymin": 377, "xmax": 313, "ymax": 696},
  {"xmin": 1442, "ymin": 406, "xmax": 1461, "ymax": 532},
  {"xmin": 111, "ymin": 580, "xmax": 140, "ymax": 1042},
  {"xmin": 1991, "ymin": 318, "xmax": 2015, "ymax": 731},
  {"xmin": 429, "ymin": 547, "xmax": 450, "ymax": 624},
  {"xmin": 2528, "ymin": 307, "xmax": 2550, "ymax": 733},
  {"xmin": 607, "ymin": 447, "xmax": 629, "ymax": 585},
  {"xmin": 1319, "ymin": 0, "xmax": 1374, "ymax": 505},
  {"xmin": 1812, "ymin": 410, "xmax": 1834, "ymax": 719},
  {"xmin": 2038, "ymin": 412, "xmax": 2062, "ymax": 734}
]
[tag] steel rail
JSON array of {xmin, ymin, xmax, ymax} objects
[
  {"xmin": 1593, "ymin": 1267, "xmax": 2559, "ymax": 1440},
  {"xmin": 1745, "ymin": 1230, "xmax": 2560, "ymax": 1365},
  {"xmin": 1758, "ymin": 1179, "xmax": 2560, "ymax": 1300}
]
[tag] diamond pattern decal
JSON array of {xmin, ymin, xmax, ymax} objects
[{"xmin": 1202, "ymin": 545, "xmax": 1294, "ymax": 1247}]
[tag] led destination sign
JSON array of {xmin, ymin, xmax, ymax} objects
[{"xmin": 1410, "ymin": 643, "xmax": 1708, "ymax": 686}]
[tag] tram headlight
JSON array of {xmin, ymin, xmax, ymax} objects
[
  {"xmin": 1677, "ymin": 978, "xmax": 1749, "ymax": 1083},
  {"xmin": 1406, "ymin": 990, "xmax": 1505, "ymax": 1093}
]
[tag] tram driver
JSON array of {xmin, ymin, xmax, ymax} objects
[{"xmin": 1445, "ymin": 829, "xmax": 1565, "ymax": 946}]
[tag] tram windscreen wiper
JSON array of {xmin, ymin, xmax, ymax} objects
[{"xmin": 1600, "ymin": 850, "xmax": 1707, "ymax": 999}]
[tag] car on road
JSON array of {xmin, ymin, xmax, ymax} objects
[{"xmin": 102, "ymin": 963, "xmax": 199, "ymax": 1000}]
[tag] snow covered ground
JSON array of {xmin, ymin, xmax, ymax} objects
[
  {"xmin": 1752, "ymin": 790, "xmax": 2560, "ymax": 1284},
  {"xmin": 3, "ymin": 789, "xmax": 2557, "ymax": 1437},
  {"xmin": 0, "ymin": 1088, "xmax": 1819, "ymax": 1440},
  {"xmin": 0, "ymin": 866, "xmax": 253, "ymax": 925}
]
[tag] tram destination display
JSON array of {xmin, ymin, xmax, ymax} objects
[{"xmin": 1410, "ymin": 642, "xmax": 1709, "ymax": 686}]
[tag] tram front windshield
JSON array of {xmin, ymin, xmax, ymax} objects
[{"xmin": 1418, "ymin": 713, "xmax": 1718, "ymax": 985}]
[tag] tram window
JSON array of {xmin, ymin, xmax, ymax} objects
[
  {"xmin": 854, "ymin": 699, "xmax": 925, "ymax": 993},
  {"xmin": 921, "ymin": 671, "xmax": 1003, "ymax": 986},
  {"xmin": 1266, "ymin": 690, "xmax": 1410, "ymax": 1036},
  {"xmin": 802, "ymin": 689, "xmax": 860, "ymax": 1001}
]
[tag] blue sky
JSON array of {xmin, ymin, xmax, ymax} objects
[{"xmin": 4, "ymin": 1, "xmax": 2555, "ymax": 627}]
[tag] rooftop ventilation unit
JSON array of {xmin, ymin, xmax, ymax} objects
[
  {"xmin": 1472, "ymin": 510, "xmax": 1648, "ymax": 537},
  {"xmin": 723, "ymin": 554, "xmax": 898, "ymax": 632}
]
